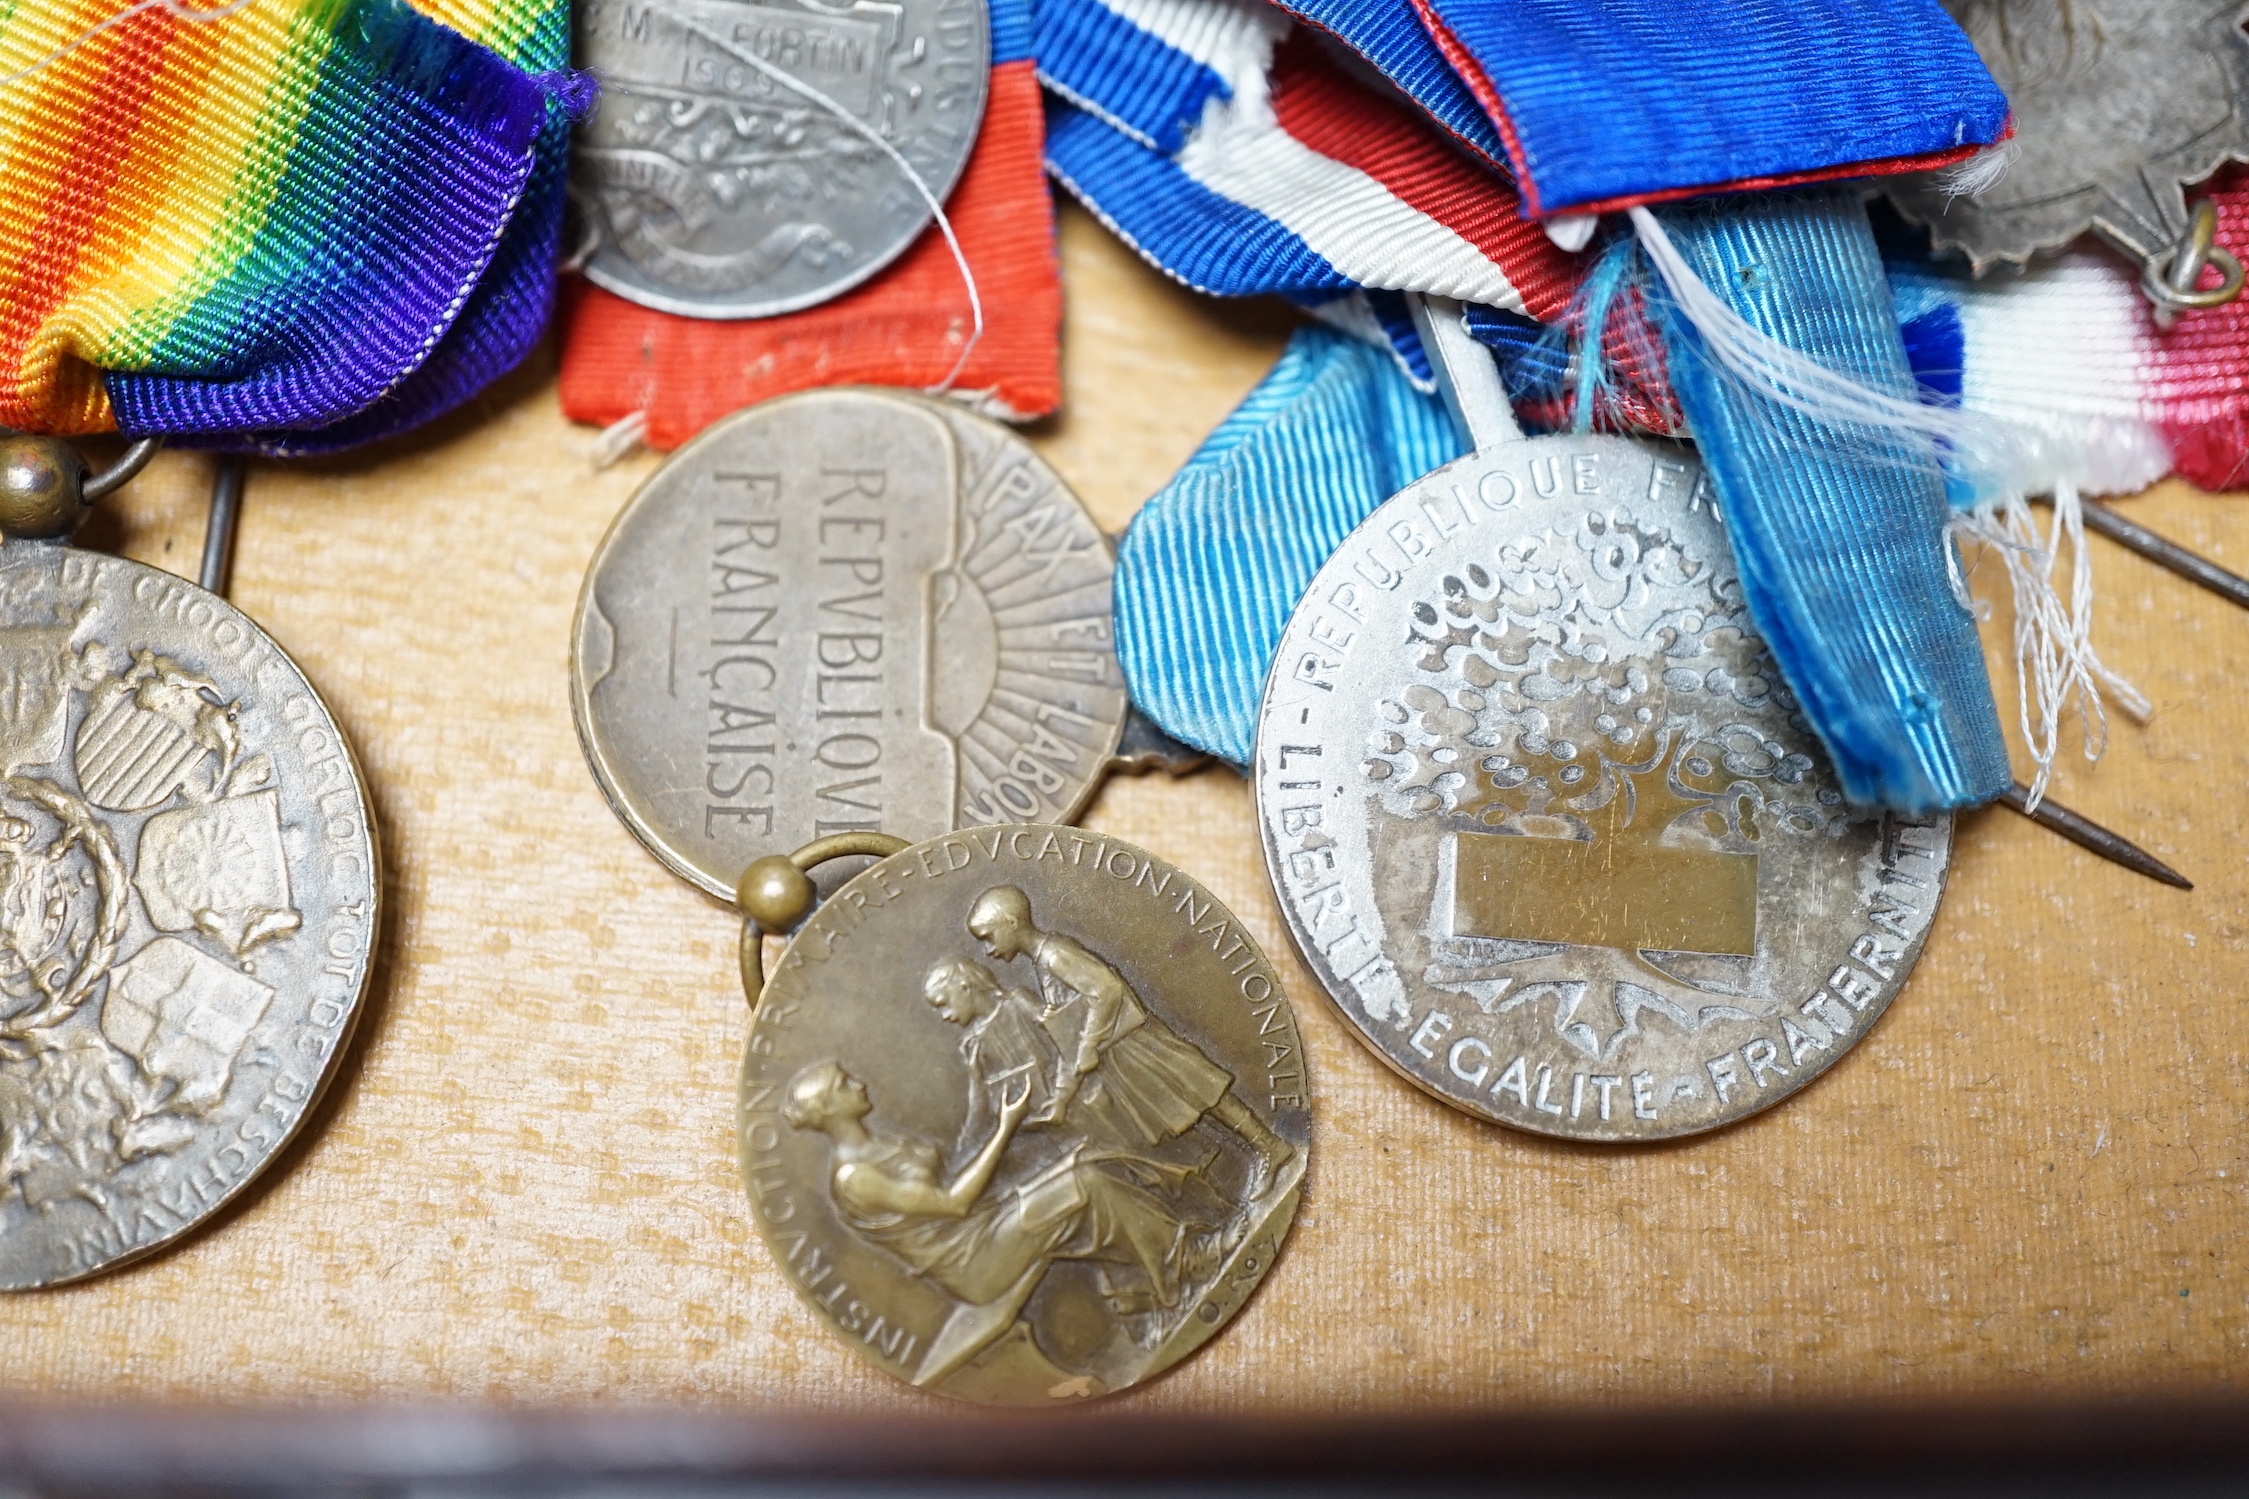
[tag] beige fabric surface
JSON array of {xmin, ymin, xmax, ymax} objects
[{"xmin": 3, "ymin": 206, "xmax": 2241, "ymax": 1408}]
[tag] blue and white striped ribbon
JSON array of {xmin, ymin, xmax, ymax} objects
[
  {"xmin": 1038, "ymin": 0, "xmax": 1278, "ymax": 152},
  {"xmin": 1038, "ymin": 0, "xmax": 1572, "ymax": 307},
  {"xmin": 1253, "ymin": 0, "xmax": 1508, "ymax": 168}
]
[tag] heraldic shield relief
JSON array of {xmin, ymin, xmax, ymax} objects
[
  {"xmin": 740, "ymin": 829, "xmax": 1309, "ymax": 1405},
  {"xmin": 0, "ymin": 547, "xmax": 377, "ymax": 1289}
]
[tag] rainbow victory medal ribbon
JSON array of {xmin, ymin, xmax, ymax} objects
[
  {"xmin": 0, "ymin": 0, "xmax": 572, "ymax": 449},
  {"xmin": 282, "ymin": 0, "xmax": 577, "ymax": 453}
]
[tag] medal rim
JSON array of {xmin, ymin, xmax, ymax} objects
[
  {"xmin": 1884, "ymin": 4, "xmax": 2249, "ymax": 271},
  {"xmin": 1248, "ymin": 436, "xmax": 1954, "ymax": 1143},
  {"xmin": 0, "ymin": 543, "xmax": 383, "ymax": 1290}
]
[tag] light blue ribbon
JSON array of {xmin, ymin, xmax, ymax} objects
[
  {"xmin": 1114, "ymin": 198, "xmax": 2014, "ymax": 810},
  {"xmin": 1650, "ymin": 191, "xmax": 2010, "ymax": 810},
  {"xmin": 1113, "ymin": 326, "xmax": 1463, "ymax": 763}
]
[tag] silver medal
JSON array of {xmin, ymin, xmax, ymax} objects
[
  {"xmin": 0, "ymin": 440, "xmax": 379, "ymax": 1287},
  {"xmin": 573, "ymin": 0, "xmax": 990, "ymax": 318},
  {"xmin": 1887, "ymin": 0, "xmax": 2249, "ymax": 311},
  {"xmin": 573, "ymin": 388, "xmax": 1131, "ymax": 899},
  {"xmin": 1252, "ymin": 301, "xmax": 1953, "ymax": 1141}
]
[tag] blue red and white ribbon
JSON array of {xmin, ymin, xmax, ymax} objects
[
  {"xmin": 1046, "ymin": 0, "xmax": 2249, "ymax": 812},
  {"xmin": 1889, "ymin": 174, "xmax": 2249, "ymax": 498},
  {"xmin": 1259, "ymin": 0, "xmax": 1506, "ymax": 170},
  {"xmin": 1041, "ymin": 0, "xmax": 1577, "ymax": 311}
]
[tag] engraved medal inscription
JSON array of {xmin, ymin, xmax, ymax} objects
[
  {"xmin": 0, "ymin": 546, "xmax": 378, "ymax": 1289},
  {"xmin": 573, "ymin": 0, "xmax": 989, "ymax": 317},
  {"xmin": 573, "ymin": 388, "xmax": 1128, "ymax": 899},
  {"xmin": 1254, "ymin": 438, "xmax": 1952, "ymax": 1141}
]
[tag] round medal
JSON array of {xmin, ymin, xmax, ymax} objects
[
  {"xmin": 572, "ymin": 0, "xmax": 990, "ymax": 318},
  {"xmin": 1253, "ymin": 432, "xmax": 1952, "ymax": 1141},
  {"xmin": 0, "ymin": 516, "xmax": 378, "ymax": 1287},
  {"xmin": 572, "ymin": 388, "xmax": 1129, "ymax": 900},
  {"xmin": 736, "ymin": 826, "xmax": 1308, "ymax": 1404}
]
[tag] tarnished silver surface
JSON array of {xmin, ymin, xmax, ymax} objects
[
  {"xmin": 0, "ymin": 542, "xmax": 378, "ymax": 1287},
  {"xmin": 573, "ymin": 388, "xmax": 1128, "ymax": 900},
  {"xmin": 1888, "ymin": 1, "xmax": 2249, "ymax": 273},
  {"xmin": 740, "ymin": 826, "xmax": 1308, "ymax": 1404},
  {"xmin": 1253, "ymin": 436, "xmax": 1952, "ymax": 1141},
  {"xmin": 573, "ymin": 0, "xmax": 989, "ymax": 317}
]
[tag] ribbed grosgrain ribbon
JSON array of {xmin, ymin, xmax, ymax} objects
[
  {"xmin": 0, "ymin": 0, "xmax": 571, "ymax": 447},
  {"xmin": 1040, "ymin": 0, "xmax": 1578, "ymax": 310},
  {"xmin": 1649, "ymin": 191, "xmax": 2010, "ymax": 811},
  {"xmin": 1113, "ymin": 324, "xmax": 1462, "ymax": 762},
  {"xmin": 1409, "ymin": 0, "xmax": 2011, "ymax": 218},
  {"xmin": 1261, "ymin": 0, "xmax": 1503, "ymax": 170},
  {"xmin": 1885, "ymin": 170, "xmax": 2249, "ymax": 499}
]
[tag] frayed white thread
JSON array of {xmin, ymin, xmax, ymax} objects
[
  {"xmin": 0, "ymin": 0, "xmax": 257, "ymax": 93},
  {"xmin": 1953, "ymin": 484, "xmax": 2148, "ymax": 809},
  {"xmin": 1628, "ymin": 205, "xmax": 2145, "ymax": 785},
  {"xmin": 589, "ymin": 409, "xmax": 647, "ymax": 469},
  {"xmin": 1934, "ymin": 137, "xmax": 2017, "ymax": 202},
  {"xmin": 678, "ymin": 18, "xmax": 983, "ymax": 393},
  {"xmin": 1628, "ymin": 206, "xmax": 2038, "ymax": 490},
  {"xmin": 1941, "ymin": 512, "xmax": 1992, "ymax": 621}
]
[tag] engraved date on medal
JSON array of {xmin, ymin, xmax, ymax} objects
[
  {"xmin": 738, "ymin": 828, "xmax": 1308, "ymax": 1405},
  {"xmin": 0, "ymin": 549, "xmax": 376, "ymax": 1289},
  {"xmin": 1256, "ymin": 438, "xmax": 1951, "ymax": 1141}
]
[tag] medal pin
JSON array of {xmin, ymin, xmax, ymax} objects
[
  {"xmin": 2031, "ymin": 485, "xmax": 2249, "ymax": 631},
  {"xmin": 0, "ymin": 437, "xmax": 379, "ymax": 1289},
  {"xmin": 201, "ymin": 455, "xmax": 246, "ymax": 596}
]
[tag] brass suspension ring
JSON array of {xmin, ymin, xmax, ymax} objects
[
  {"xmin": 733, "ymin": 832, "xmax": 909, "ymax": 1006},
  {"xmin": 2143, "ymin": 200, "xmax": 2245, "ymax": 313}
]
